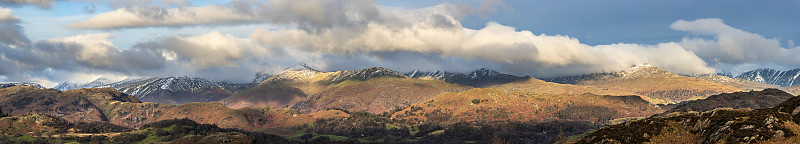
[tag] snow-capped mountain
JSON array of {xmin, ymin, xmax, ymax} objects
[
  {"xmin": 407, "ymin": 68, "xmax": 526, "ymax": 87},
  {"xmin": 265, "ymin": 64, "xmax": 406, "ymax": 84},
  {"xmin": 52, "ymin": 73, "xmax": 271, "ymax": 105},
  {"xmin": 733, "ymin": 68, "xmax": 800, "ymax": 87},
  {"xmin": 329, "ymin": 67, "xmax": 408, "ymax": 83},
  {"xmin": 53, "ymin": 77, "xmax": 118, "ymax": 91},
  {"xmin": 252, "ymin": 71, "xmax": 272, "ymax": 84},
  {"xmin": 112, "ymin": 76, "xmax": 252, "ymax": 100},
  {"xmin": 543, "ymin": 64, "xmax": 676, "ymax": 84},
  {"xmin": 0, "ymin": 82, "xmax": 45, "ymax": 89}
]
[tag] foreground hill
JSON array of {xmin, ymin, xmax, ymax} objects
[
  {"xmin": 390, "ymin": 88, "xmax": 662, "ymax": 123},
  {"xmin": 577, "ymin": 89, "xmax": 800, "ymax": 143},
  {"xmin": 663, "ymin": 88, "xmax": 794, "ymax": 114},
  {"xmin": 0, "ymin": 114, "xmax": 291, "ymax": 143},
  {"xmin": 0, "ymin": 86, "xmax": 348, "ymax": 136},
  {"xmin": 545, "ymin": 64, "xmax": 742, "ymax": 104},
  {"xmin": 224, "ymin": 66, "xmax": 472, "ymax": 114}
]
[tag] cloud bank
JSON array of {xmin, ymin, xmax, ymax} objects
[
  {"xmin": 673, "ymin": 18, "xmax": 800, "ymax": 67},
  {"xmin": 1, "ymin": 1, "xmax": 799, "ymax": 87}
]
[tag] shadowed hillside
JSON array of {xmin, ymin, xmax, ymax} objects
[
  {"xmin": 577, "ymin": 89, "xmax": 800, "ymax": 143},
  {"xmin": 0, "ymin": 86, "xmax": 349, "ymax": 136},
  {"xmin": 0, "ymin": 114, "xmax": 292, "ymax": 144},
  {"xmin": 663, "ymin": 88, "xmax": 794, "ymax": 114}
]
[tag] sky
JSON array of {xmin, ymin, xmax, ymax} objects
[{"xmin": 0, "ymin": 0, "xmax": 799, "ymax": 87}]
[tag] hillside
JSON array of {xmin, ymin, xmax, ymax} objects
[
  {"xmin": 390, "ymin": 88, "xmax": 663, "ymax": 123},
  {"xmin": 546, "ymin": 65, "xmax": 743, "ymax": 104},
  {"xmin": 0, "ymin": 86, "xmax": 348, "ymax": 136},
  {"xmin": 779, "ymin": 84, "xmax": 800, "ymax": 96},
  {"xmin": 0, "ymin": 114, "xmax": 291, "ymax": 143},
  {"xmin": 576, "ymin": 89, "xmax": 800, "ymax": 143},
  {"xmin": 292, "ymin": 77, "xmax": 471, "ymax": 114},
  {"xmin": 663, "ymin": 88, "xmax": 794, "ymax": 114},
  {"xmin": 0, "ymin": 86, "xmax": 140, "ymax": 122},
  {"xmin": 485, "ymin": 77, "xmax": 638, "ymax": 97},
  {"xmin": 224, "ymin": 67, "xmax": 472, "ymax": 114}
]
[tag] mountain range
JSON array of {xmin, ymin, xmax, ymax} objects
[
  {"xmin": 52, "ymin": 74, "xmax": 270, "ymax": 105},
  {"xmin": 733, "ymin": 68, "xmax": 800, "ymax": 87},
  {"xmin": 7, "ymin": 64, "xmax": 800, "ymax": 143}
]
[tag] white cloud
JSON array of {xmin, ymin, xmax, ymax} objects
[
  {"xmin": 673, "ymin": 18, "xmax": 785, "ymax": 64},
  {"xmin": 0, "ymin": 7, "xmax": 19, "ymax": 22},
  {"xmin": 68, "ymin": 5, "xmax": 265, "ymax": 29},
  {"xmin": 672, "ymin": 18, "xmax": 800, "ymax": 68},
  {"xmin": 249, "ymin": 5, "xmax": 716, "ymax": 77},
  {"xmin": 135, "ymin": 31, "xmax": 265, "ymax": 70}
]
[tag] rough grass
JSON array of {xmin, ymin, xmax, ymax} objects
[
  {"xmin": 571, "ymin": 67, "xmax": 743, "ymax": 104},
  {"xmin": 391, "ymin": 88, "xmax": 663, "ymax": 124}
]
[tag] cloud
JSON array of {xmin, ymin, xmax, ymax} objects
[
  {"xmin": 68, "ymin": 0, "xmax": 486, "ymax": 30},
  {"xmin": 0, "ymin": 7, "xmax": 19, "ymax": 22},
  {"xmin": 672, "ymin": 18, "xmax": 800, "ymax": 67},
  {"xmin": 68, "ymin": 5, "xmax": 266, "ymax": 29},
  {"xmin": 249, "ymin": 4, "xmax": 716, "ymax": 77},
  {"xmin": 0, "ymin": 0, "xmax": 196, "ymax": 9},
  {"xmin": 134, "ymin": 31, "xmax": 265, "ymax": 70},
  {"xmin": 5, "ymin": 0, "xmax": 800, "ymax": 87},
  {"xmin": 0, "ymin": 0, "xmax": 56, "ymax": 9}
]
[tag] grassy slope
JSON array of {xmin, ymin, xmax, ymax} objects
[
  {"xmin": 575, "ymin": 67, "xmax": 742, "ymax": 104},
  {"xmin": 485, "ymin": 77, "xmax": 641, "ymax": 99},
  {"xmin": 391, "ymin": 88, "xmax": 663, "ymax": 123},
  {"xmin": 225, "ymin": 68, "xmax": 473, "ymax": 114},
  {"xmin": 779, "ymin": 84, "xmax": 800, "ymax": 96},
  {"xmin": 295, "ymin": 77, "xmax": 472, "ymax": 114}
]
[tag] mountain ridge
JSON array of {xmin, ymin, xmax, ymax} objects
[
  {"xmin": 543, "ymin": 64, "xmax": 743, "ymax": 104},
  {"xmin": 406, "ymin": 68, "xmax": 527, "ymax": 87}
]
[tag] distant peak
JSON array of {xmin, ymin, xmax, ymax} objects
[
  {"xmin": 471, "ymin": 68, "xmax": 500, "ymax": 74},
  {"xmin": 0, "ymin": 82, "xmax": 45, "ymax": 89},
  {"xmin": 620, "ymin": 64, "xmax": 674, "ymax": 78},
  {"xmin": 361, "ymin": 67, "xmax": 394, "ymax": 72},
  {"xmin": 284, "ymin": 64, "xmax": 319, "ymax": 72},
  {"xmin": 356, "ymin": 67, "xmax": 406, "ymax": 77}
]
